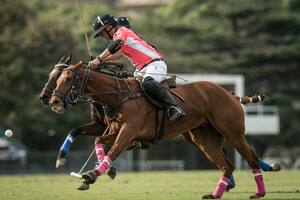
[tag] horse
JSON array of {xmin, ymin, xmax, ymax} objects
[
  {"xmin": 40, "ymin": 57, "xmax": 277, "ymax": 182},
  {"xmin": 39, "ymin": 55, "xmax": 120, "ymax": 183},
  {"xmin": 49, "ymin": 61, "xmax": 274, "ymax": 199}
]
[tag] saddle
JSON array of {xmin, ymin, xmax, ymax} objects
[
  {"xmin": 161, "ymin": 75, "xmax": 177, "ymax": 89},
  {"xmin": 95, "ymin": 75, "xmax": 179, "ymax": 150}
]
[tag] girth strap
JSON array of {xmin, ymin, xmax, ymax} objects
[{"xmin": 152, "ymin": 109, "xmax": 165, "ymax": 144}]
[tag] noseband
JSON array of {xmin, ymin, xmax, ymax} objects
[
  {"xmin": 42, "ymin": 63, "xmax": 69, "ymax": 96},
  {"xmin": 53, "ymin": 65, "xmax": 91, "ymax": 105},
  {"xmin": 52, "ymin": 62, "xmax": 144, "ymax": 119}
]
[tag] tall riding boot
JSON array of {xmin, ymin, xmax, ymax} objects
[
  {"xmin": 163, "ymin": 90, "xmax": 186, "ymax": 121},
  {"xmin": 142, "ymin": 76, "xmax": 185, "ymax": 121}
]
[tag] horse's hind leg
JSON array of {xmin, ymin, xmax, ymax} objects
[
  {"xmin": 184, "ymin": 126, "xmax": 234, "ymax": 199},
  {"xmin": 230, "ymin": 136, "xmax": 266, "ymax": 199},
  {"xmin": 183, "ymin": 131, "xmax": 236, "ymax": 191},
  {"xmin": 208, "ymin": 101, "xmax": 266, "ymax": 199},
  {"xmin": 215, "ymin": 131, "xmax": 266, "ymax": 198}
]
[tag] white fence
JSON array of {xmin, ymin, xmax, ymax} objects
[{"xmin": 244, "ymin": 105, "xmax": 280, "ymax": 135}]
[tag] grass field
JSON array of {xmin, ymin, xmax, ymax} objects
[{"xmin": 0, "ymin": 170, "xmax": 299, "ymax": 200}]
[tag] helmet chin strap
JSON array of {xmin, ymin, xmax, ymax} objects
[{"xmin": 104, "ymin": 26, "xmax": 114, "ymax": 40}]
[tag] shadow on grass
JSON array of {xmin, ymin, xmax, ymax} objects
[{"xmin": 230, "ymin": 190, "xmax": 300, "ymax": 194}]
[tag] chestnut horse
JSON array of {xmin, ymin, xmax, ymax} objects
[
  {"xmin": 49, "ymin": 62, "xmax": 269, "ymax": 199},
  {"xmin": 39, "ymin": 56, "xmax": 149, "ymax": 166},
  {"xmin": 40, "ymin": 56, "xmax": 280, "ymax": 192},
  {"xmin": 39, "ymin": 56, "xmax": 118, "ymax": 182}
]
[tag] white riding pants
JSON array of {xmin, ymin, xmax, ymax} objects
[{"xmin": 134, "ymin": 61, "xmax": 167, "ymax": 83}]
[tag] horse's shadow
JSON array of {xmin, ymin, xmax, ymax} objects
[{"xmin": 222, "ymin": 190, "xmax": 300, "ymax": 200}]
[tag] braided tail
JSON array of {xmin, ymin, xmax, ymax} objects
[{"xmin": 231, "ymin": 91, "xmax": 266, "ymax": 105}]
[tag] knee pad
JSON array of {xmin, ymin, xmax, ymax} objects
[{"xmin": 142, "ymin": 76, "xmax": 157, "ymax": 92}]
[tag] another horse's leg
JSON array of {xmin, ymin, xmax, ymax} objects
[
  {"xmin": 258, "ymin": 158, "xmax": 281, "ymax": 172},
  {"xmin": 184, "ymin": 126, "xmax": 234, "ymax": 199},
  {"xmin": 56, "ymin": 122, "xmax": 105, "ymax": 168}
]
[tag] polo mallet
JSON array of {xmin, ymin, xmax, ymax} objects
[{"xmin": 70, "ymin": 148, "xmax": 95, "ymax": 179}]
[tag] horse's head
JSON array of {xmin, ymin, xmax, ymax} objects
[
  {"xmin": 39, "ymin": 55, "xmax": 72, "ymax": 105},
  {"xmin": 49, "ymin": 61, "xmax": 85, "ymax": 113}
]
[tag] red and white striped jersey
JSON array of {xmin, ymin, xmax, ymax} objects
[{"xmin": 113, "ymin": 26, "xmax": 163, "ymax": 70}]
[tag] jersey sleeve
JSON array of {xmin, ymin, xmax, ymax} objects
[{"xmin": 113, "ymin": 27, "xmax": 127, "ymax": 42}]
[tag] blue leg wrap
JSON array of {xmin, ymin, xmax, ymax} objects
[
  {"xmin": 60, "ymin": 134, "xmax": 74, "ymax": 155},
  {"xmin": 229, "ymin": 175, "xmax": 235, "ymax": 188},
  {"xmin": 258, "ymin": 158, "xmax": 271, "ymax": 171}
]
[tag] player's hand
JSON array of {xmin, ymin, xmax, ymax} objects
[{"xmin": 89, "ymin": 58, "xmax": 101, "ymax": 67}]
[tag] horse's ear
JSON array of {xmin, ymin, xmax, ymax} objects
[
  {"xmin": 65, "ymin": 54, "xmax": 72, "ymax": 65},
  {"xmin": 74, "ymin": 61, "xmax": 83, "ymax": 68},
  {"xmin": 58, "ymin": 56, "xmax": 66, "ymax": 63}
]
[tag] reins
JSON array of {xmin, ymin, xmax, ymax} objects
[
  {"xmin": 55, "ymin": 64, "xmax": 143, "ymax": 107},
  {"xmin": 42, "ymin": 63, "xmax": 69, "ymax": 95}
]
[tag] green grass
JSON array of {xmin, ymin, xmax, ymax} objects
[{"xmin": 0, "ymin": 170, "xmax": 299, "ymax": 200}]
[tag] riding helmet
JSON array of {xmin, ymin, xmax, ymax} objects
[
  {"xmin": 117, "ymin": 16, "xmax": 131, "ymax": 28},
  {"xmin": 92, "ymin": 14, "xmax": 117, "ymax": 38}
]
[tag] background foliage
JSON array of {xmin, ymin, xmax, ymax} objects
[{"xmin": 0, "ymin": 0, "xmax": 299, "ymax": 151}]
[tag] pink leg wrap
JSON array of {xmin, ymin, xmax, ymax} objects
[
  {"xmin": 252, "ymin": 168, "xmax": 266, "ymax": 196},
  {"xmin": 95, "ymin": 143, "xmax": 105, "ymax": 162},
  {"xmin": 212, "ymin": 176, "xmax": 229, "ymax": 199},
  {"xmin": 95, "ymin": 156, "xmax": 111, "ymax": 175}
]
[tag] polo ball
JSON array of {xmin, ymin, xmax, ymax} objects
[{"xmin": 5, "ymin": 129, "xmax": 13, "ymax": 137}]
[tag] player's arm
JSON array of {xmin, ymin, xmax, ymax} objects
[
  {"xmin": 89, "ymin": 39, "xmax": 123, "ymax": 66},
  {"xmin": 98, "ymin": 39, "xmax": 123, "ymax": 61},
  {"xmin": 104, "ymin": 51, "xmax": 123, "ymax": 61}
]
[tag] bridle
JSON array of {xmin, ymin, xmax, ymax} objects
[
  {"xmin": 52, "ymin": 64, "xmax": 91, "ymax": 105},
  {"xmin": 52, "ymin": 64, "xmax": 144, "ymax": 117},
  {"xmin": 42, "ymin": 63, "xmax": 69, "ymax": 96}
]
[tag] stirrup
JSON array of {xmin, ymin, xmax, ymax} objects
[{"xmin": 168, "ymin": 106, "xmax": 185, "ymax": 121}]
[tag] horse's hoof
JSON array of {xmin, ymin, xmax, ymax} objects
[
  {"xmin": 249, "ymin": 193, "xmax": 265, "ymax": 199},
  {"xmin": 82, "ymin": 170, "xmax": 98, "ymax": 184},
  {"xmin": 271, "ymin": 162, "xmax": 281, "ymax": 171},
  {"xmin": 77, "ymin": 181, "xmax": 90, "ymax": 191},
  {"xmin": 201, "ymin": 194, "xmax": 216, "ymax": 199},
  {"xmin": 107, "ymin": 166, "xmax": 117, "ymax": 180},
  {"xmin": 55, "ymin": 158, "xmax": 66, "ymax": 168},
  {"xmin": 226, "ymin": 184, "xmax": 235, "ymax": 192}
]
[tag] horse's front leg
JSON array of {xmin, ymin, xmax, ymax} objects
[
  {"xmin": 81, "ymin": 123, "xmax": 135, "ymax": 183},
  {"xmin": 56, "ymin": 121, "xmax": 106, "ymax": 168}
]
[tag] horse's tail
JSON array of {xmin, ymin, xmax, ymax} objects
[{"xmin": 231, "ymin": 91, "xmax": 266, "ymax": 105}]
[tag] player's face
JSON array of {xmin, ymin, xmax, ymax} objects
[{"xmin": 100, "ymin": 26, "xmax": 113, "ymax": 40}]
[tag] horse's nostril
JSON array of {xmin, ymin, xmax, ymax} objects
[{"xmin": 50, "ymin": 99, "xmax": 59, "ymax": 106}]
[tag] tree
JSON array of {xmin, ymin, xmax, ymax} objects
[
  {"xmin": 0, "ymin": 0, "xmax": 90, "ymax": 150},
  {"xmin": 142, "ymin": 0, "xmax": 300, "ymax": 147}
]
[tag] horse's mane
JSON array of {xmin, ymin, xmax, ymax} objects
[{"xmin": 68, "ymin": 62, "xmax": 139, "ymax": 86}]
